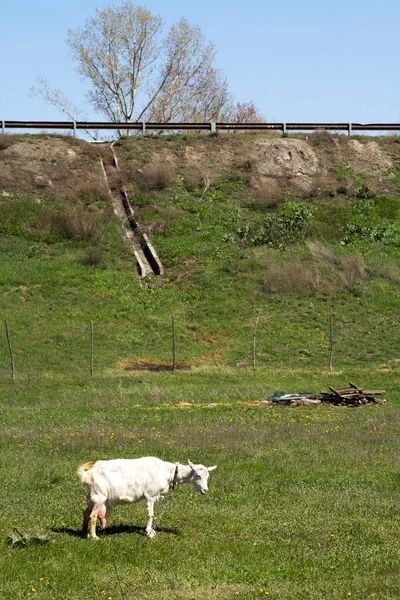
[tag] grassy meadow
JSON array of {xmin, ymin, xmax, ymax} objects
[{"xmin": 0, "ymin": 133, "xmax": 400, "ymax": 599}]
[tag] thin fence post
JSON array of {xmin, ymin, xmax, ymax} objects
[
  {"xmin": 73, "ymin": 120, "xmax": 77, "ymax": 137},
  {"xmin": 90, "ymin": 321, "xmax": 94, "ymax": 378},
  {"xmin": 5, "ymin": 320, "xmax": 15, "ymax": 380},
  {"xmin": 252, "ymin": 317, "xmax": 260, "ymax": 370},
  {"xmin": 329, "ymin": 313, "xmax": 334, "ymax": 372},
  {"xmin": 348, "ymin": 123, "xmax": 352, "ymax": 137},
  {"xmin": 142, "ymin": 120, "xmax": 146, "ymax": 136},
  {"xmin": 172, "ymin": 315, "xmax": 176, "ymax": 373}
]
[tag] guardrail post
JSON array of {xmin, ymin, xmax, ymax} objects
[
  {"xmin": 282, "ymin": 123, "xmax": 287, "ymax": 135},
  {"xmin": 2, "ymin": 121, "xmax": 5, "ymax": 135},
  {"xmin": 210, "ymin": 121, "xmax": 216, "ymax": 134},
  {"xmin": 142, "ymin": 120, "xmax": 146, "ymax": 136},
  {"xmin": 348, "ymin": 123, "xmax": 352, "ymax": 137},
  {"xmin": 73, "ymin": 120, "xmax": 77, "ymax": 137}
]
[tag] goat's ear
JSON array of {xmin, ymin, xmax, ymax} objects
[
  {"xmin": 188, "ymin": 460, "xmax": 195, "ymax": 470},
  {"xmin": 207, "ymin": 465, "xmax": 217, "ymax": 471}
]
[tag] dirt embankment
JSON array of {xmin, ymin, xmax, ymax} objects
[{"xmin": 0, "ymin": 132, "xmax": 399, "ymax": 200}]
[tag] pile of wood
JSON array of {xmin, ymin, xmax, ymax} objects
[{"xmin": 320, "ymin": 382, "xmax": 386, "ymax": 406}]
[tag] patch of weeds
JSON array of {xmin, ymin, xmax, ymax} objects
[
  {"xmin": 248, "ymin": 202, "xmax": 316, "ymax": 248},
  {"xmin": 340, "ymin": 195, "xmax": 400, "ymax": 246},
  {"xmin": 8, "ymin": 528, "xmax": 50, "ymax": 549},
  {"xmin": 38, "ymin": 207, "xmax": 99, "ymax": 241},
  {"xmin": 133, "ymin": 163, "xmax": 175, "ymax": 191},
  {"xmin": 242, "ymin": 159, "xmax": 253, "ymax": 172},
  {"xmin": 355, "ymin": 184, "xmax": 374, "ymax": 199},
  {"xmin": 331, "ymin": 160, "xmax": 353, "ymax": 184},
  {"xmin": 113, "ymin": 136, "xmax": 127, "ymax": 147},
  {"xmin": 82, "ymin": 239, "xmax": 105, "ymax": 266},
  {"xmin": 76, "ymin": 180, "xmax": 109, "ymax": 204},
  {"xmin": 0, "ymin": 133, "xmax": 18, "ymax": 150}
]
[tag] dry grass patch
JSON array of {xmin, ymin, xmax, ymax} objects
[
  {"xmin": 75, "ymin": 179, "xmax": 110, "ymax": 204},
  {"xmin": 250, "ymin": 176, "xmax": 285, "ymax": 209},
  {"xmin": 38, "ymin": 207, "xmax": 99, "ymax": 241},
  {"xmin": 127, "ymin": 162, "xmax": 176, "ymax": 191},
  {"xmin": 256, "ymin": 242, "xmax": 367, "ymax": 294},
  {"xmin": 0, "ymin": 133, "xmax": 18, "ymax": 150}
]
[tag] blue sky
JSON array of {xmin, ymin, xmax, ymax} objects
[{"xmin": 1, "ymin": 0, "xmax": 399, "ymax": 124}]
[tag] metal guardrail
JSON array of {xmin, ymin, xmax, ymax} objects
[{"xmin": 1, "ymin": 120, "xmax": 400, "ymax": 135}]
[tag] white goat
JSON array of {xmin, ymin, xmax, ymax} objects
[{"xmin": 78, "ymin": 456, "xmax": 217, "ymax": 538}]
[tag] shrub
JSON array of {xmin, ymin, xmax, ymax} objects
[
  {"xmin": 133, "ymin": 163, "xmax": 175, "ymax": 191},
  {"xmin": 38, "ymin": 208, "xmax": 98, "ymax": 241},
  {"xmin": 76, "ymin": 180, "xmax": 110, "ymax": 204},
  {"xmin": 250, "ymin": 177, "xmax": 285, "ymax": 209},
  {"xmin": 309, "ymin": 129, "xmax": 334, "ymax": 146},
  {"xmin": 82, "ymin": 242, "xmax": 104, "ymax": 266},
  {"xmin": 252, "ymin": 202, "xmax": 315, "ymax": 248}
]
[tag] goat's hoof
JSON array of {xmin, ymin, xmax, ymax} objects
[{"xmin": 146, "ymin": 529, "xmax": 156, "ymax": 539}]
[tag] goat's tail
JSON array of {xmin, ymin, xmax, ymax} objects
[{"xmin": 77, "ymin": 461, "xmax": 95, "ymax": 485}]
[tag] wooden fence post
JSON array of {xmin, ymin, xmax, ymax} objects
[
  {"xmin": 172, "ymin": 315, "xmax": 176, "ymax": 373},
  {"xmin": 252, "ymin": 317, "xmax": 260, "ymax": 370},
  {"xmin": 329, "ymin": 313, "xmax": 334, "ymax": 373},
  {"xmin": 90, "ymin": 321, "xmax": 94, "ymax": 378},
  {"xmin": 5, "ymin": 320, "xmax": 15, "ymax": 380}
]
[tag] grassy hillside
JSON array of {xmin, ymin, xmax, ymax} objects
[
  {"xmin": 1, "ymin": 132, "xmax": 400, "ymax": 374},
  {"xmin": 0, "ymin": 132, "xmax": 400, "ymax": 599}
]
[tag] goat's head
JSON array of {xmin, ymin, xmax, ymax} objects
[{"xmin": 188, "ymin": 460, "xmax": 217, "ymax": 495}]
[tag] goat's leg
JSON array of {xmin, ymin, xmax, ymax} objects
[
  {"xmin": 145, "ymin": 497, "xmax": 156, "ymax": 538},
  {"xmin": 88, "ymin": 503, "xmax": 102, "ymax": 539},
  {"xmin": 82, "ymin": 501, "xmax": 94, "ymax": 537}
]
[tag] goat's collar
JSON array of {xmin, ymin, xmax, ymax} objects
[{"xmin": 171, "ymin": 464, "xmax": 179, "ymax": 490}]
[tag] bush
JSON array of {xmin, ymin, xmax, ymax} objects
[
  {"xmin": 250, "ymin": 177, "xmax": 285, "ymax": 209},
  {"xmin": 76, "ymin": 180, "xmax": 110, "ymax": 204},
  {"xmin": 251, "ymin": 202, "xmax": 315, "ymax": 248},
  {"xmin": 38, "ymin": 208, "xmax": 98, "ymax": 241},
  {"xmin": 132, "ymin": 163, "xmax": 175, "ymax": 191}
]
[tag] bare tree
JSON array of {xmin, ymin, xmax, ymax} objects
[
  {"xmin": 29, "ymin": 76, "xmax": 98, "ymax": 140},
  {"xmin": 30, "ymin": 76, "xmax": 81, "ymax": 122},
  {"xmin": 66, "ymin": 3, "xmax": 163, "ymax": 128},
  {"xmin": 33, "ymin": 2, "xmax": 261, "ymax": 133},
  {"xmin": 148, "ymin": 19, "xmax": 231, "ymax": 122}
]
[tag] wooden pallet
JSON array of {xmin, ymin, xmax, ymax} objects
[{"xmin": 320, "ymin": 382, "xmax": 386, "ymax": 405}]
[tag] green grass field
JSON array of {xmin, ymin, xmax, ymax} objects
[
  {"xmin": 1, "ymin": 134, "xmax": 400, "ymax": 599},
  {"xmin": 1, "ymin": 371, "xmax": 400, "ymax": 599}
]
